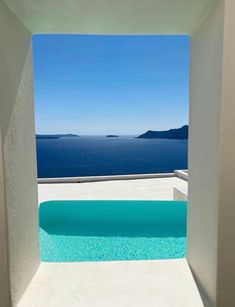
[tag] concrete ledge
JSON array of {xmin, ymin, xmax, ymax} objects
[
  {"xmin": 38, "ymin": 173, "xmax": 175, "ymax": 184},
  {"xmin": 174, "ymin": 170, "xmax": 188, "ymax": 181},
  {"xmin": 173, "ymin": 186, "xmax": 188, "ymax": 201}
]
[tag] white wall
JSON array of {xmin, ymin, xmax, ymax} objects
[
  {"xmin": 0, "ymin": 1, "xmax": 39, "ymax": 305},
  {"xmin": 188, "ymin": 0, "xmax": 235, "ymax": 306},
  {"xmin": 0, "ymin": 129, "xmax": 11, "ymax": 307},
  {"xmin": 216, "ymin": 0, "xmax": 235, "ymax": 305},
  {"xmin": 188, "ymin": 1, "xmax": 224, "ymax": 305}
]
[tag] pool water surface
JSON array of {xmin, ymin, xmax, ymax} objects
[{"xmin": 39, "ymin": 200, "xmax": 187, "ymax": 262}]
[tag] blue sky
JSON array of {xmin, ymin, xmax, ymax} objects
[{"xmin": 32, "ymin": 35, "xmax": 189, "ymax": 135}]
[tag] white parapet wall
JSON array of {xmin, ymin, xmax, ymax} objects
[
  {"xmin": 38, "ymin": 173, "xmax": 175, "ymax": 184},
  {"xmin": 174, "ymin": 170, "xmax": 188, "ymax": 181}
]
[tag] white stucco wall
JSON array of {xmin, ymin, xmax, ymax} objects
[
  {"xmin": 216, "ymin": 0, "xmax": 235, "ymax": 305},
  {"xmin": 188, "ymin": 1, "xmax": 235, "ymax": 306},
  {"xmin": 0, "ymin": 1, "xmax": 39, "ymax": 305},
  {"xmin": 0, "ymin": 130, "xmax": 11, "ymax": 307}
]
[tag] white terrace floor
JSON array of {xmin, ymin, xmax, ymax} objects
[
  {"xmin": 18, "ymin": 177, "xmax": 204, "ymax": 307},
  {"xmin": 38, "ymin": 176, "xmax": 187, "ymax": 203}
]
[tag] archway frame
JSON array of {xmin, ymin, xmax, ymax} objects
[{"xmin": 1, "ymin": 1, "xmax": 235, "ymax": 306}]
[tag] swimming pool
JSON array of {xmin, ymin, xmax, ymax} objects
[{"xmin": 39, "ymin": 200, "xmax": 187, "ymax": 262}]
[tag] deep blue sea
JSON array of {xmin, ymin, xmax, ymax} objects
[{"xmin": 36, "ymin": 136, "xmax": 188, "ymax": 178}]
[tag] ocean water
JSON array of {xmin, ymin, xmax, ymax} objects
[
  {"xmin": 36, "ymin": 136, "xmax": 188, "ymax": 178},
  {"xmin": 39, "ymin": 200, "xmax": 187, "ymax": 262}
]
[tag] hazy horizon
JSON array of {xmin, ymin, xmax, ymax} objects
[{"xmin": 33, "ymin": 35, "xmax": 189, "ymax": 135}]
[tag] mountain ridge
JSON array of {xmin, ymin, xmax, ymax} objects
[{"xmin": 137, "ymin": 125, "xmax": 188, "ymax": 139}]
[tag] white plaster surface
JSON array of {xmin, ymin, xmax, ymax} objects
[
  {"xmin": 188, "ymin": 1, "xmax": 225, "ymax": 306},
  {"xmin": 173, "ymin": 186, "xmax": 188, "ymax": 201},
  {"xmin": 216, "ymin": 1, "xmax": 235, "ymax": 305},
  {"xmin": 0, "ymin": 1, "xmax": 39, "ymax": 305},
  {"xmin": 3, "ymin": 0, "xmax": 216, "ymax": 34},
  {"xmin": 0, "ymin": 129, "xmax": 11, "ymax": 306},
  {"xmin": 17, "ymin": 260, "xmax": 203, "ymax": 307},
  {"xmin": 3, "ymin": 46, "xmax": 40, "ymax": 306},
  {"xmin": 38, "ymin": 177, "xmax": 187, "ymax": 203}
]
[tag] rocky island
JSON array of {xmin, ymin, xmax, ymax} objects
[
  {"xmin": 106, "ymin": 135, "xmax": 119, "ymax": 138},
  {"xmin": 137, "ymin": 125, "xmax": 188, "ymax": 139}
]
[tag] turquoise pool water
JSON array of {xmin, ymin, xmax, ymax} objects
[{"xmin": 39, "ymin": 200, "xmax": 187, "ymax": 262}]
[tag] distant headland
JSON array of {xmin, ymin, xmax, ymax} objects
[
  {"xmin": 137, "ymin": 125, "xmax": 188, "ymax": 139},
  {"xmin": 106, "ymin": 135, "xmax": 119, "ymax": 138},
  {"xmin": 36, "ymin": 134, "xmax": 80, "ymax": 139}
]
